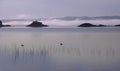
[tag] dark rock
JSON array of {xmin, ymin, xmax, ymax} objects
[
  {"xmin": 115, "ymin": 24, "xmax": 120, "ymax": 27},
  {"xmin": 3, "ymin": 25, "xmax": 11, "ymax": 27},
  {"xmin": 0, "ymin": 20, "xmax": 3, "ymax": 27},
  {"xmin": 78, "ymin": 23, "xmax": 96, "ymax": 27},
  {"xmin": 78, "ymin": 23, "xmax": 107, "ymax": 27},
  {"xmin": 97, "ymin": 24, "xmax": 106, "ymax": 27},
  {"xmin": 0, "ymin": 20, "xmax": 11, "ymax": 27},
  {"xmin": 26, "ymin": 21, "xmax": 48, "ymax": 27}
]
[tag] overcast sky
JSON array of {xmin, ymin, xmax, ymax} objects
[{"xmin": 0, "ymin": 0, "xmax": 120, "ymax": 19}]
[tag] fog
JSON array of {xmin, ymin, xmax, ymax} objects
[{"xmin": 3, "ymin": 19, "xmax": 120, "ymax": 27}]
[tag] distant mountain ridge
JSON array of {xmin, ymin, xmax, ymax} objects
[{"xmin": 2, "ymin": 16, "xmax": 120, "ymax": 22}]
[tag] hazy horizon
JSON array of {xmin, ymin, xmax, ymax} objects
[{"xmin": 2, "ymin": 19, "xmax": 120, "ymax": 26}]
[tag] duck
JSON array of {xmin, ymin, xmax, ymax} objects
[
  {"xmin": 60, "ymin": 43, "xmax": 63, "ymax": 45},
  {"xmin": 21, "ymin": 44, "xmax": 24, "ymax": 47}
]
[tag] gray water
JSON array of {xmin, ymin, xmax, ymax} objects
[{"xmin": 0, "ymin": 27, "xmax": 120, "ymax": 71}]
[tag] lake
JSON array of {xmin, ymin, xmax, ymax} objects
[{"xmin": 0, "ymin": 27, "xmax": 120, "ymax": 71}]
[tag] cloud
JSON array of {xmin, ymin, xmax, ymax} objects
[
  {"xmin": 3, "ymin": 21, "xmax": 31, "ymax": 25},
  {"xmin": 15, "ymin": 14, "xmax": 31, "ymax": 19}
]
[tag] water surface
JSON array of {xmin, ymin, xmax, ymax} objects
[{"xmin": 0, "ymin": 27, "xmax": 120, "ymax": 71}]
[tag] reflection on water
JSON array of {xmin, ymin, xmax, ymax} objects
[{"xmin": 0, "ymin": 28, "xmax": 120, "ymax": 71}]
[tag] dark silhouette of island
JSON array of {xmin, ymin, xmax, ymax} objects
[
  {"xmin": 114, "ymin": 24, "xmax": 120, "ymax": 27},
  {"xmin": 0, "ymin": 20, "xmax": 11, "ymax": 27},
  {"xmin": 78, "ymin": 23, "xmax": 106, "ymax": 27},
  {"xmin": 26, "ymin": 21, "xmax": 48, "ymax": 27},
  {"xmin": 78, "ymin": 23, "xmax": 96, "ymax": 27},
  {"xmin": 97, "ymin": 24, "xmax": 106, "ymax": 27}
]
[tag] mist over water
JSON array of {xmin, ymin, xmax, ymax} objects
[{"xmin": 3, "ymin": 19, "xmax": 120, "ymax": 27}]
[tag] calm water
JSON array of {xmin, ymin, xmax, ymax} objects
[{"xmin": 0, "ymin": 27, "xmax": 120, "ymax": 71}]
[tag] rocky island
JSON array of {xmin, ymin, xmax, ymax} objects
[
  {"xmin": 26, "ymin": 21, "xmax": 48, "ymax": 27},
  {"xmin": 78, "ymin": 23, "xmax": 106, "ymax": 27},
  {"xmin": 0, "ymin": 20, "xmax": 11, "ymax": 27},
  {"xmin": 97, "ymin": 24, "xmax": 106, "ymax": 27},
  {"xmin": 114, "ymin": 24, "xmax": 120, "ymax": 27}
]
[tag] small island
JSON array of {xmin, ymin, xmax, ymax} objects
[
  {"xmin": 114, "ymin": 24, "xmax": 120, "ymax": 27},
  {"xmin": 26, "ymin": 21, "xmax": 48, "ymax": 27},
  {"xmin": 0, "ymin": 20, "xmax": 11, "ymax": 27},
  {"xmin": 97, "ymin": 24, "xmax": 106, "ymax": 27},
  {"xmin": 78, "ymin": 23, "xmax": 106, "ymax": 27}
]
